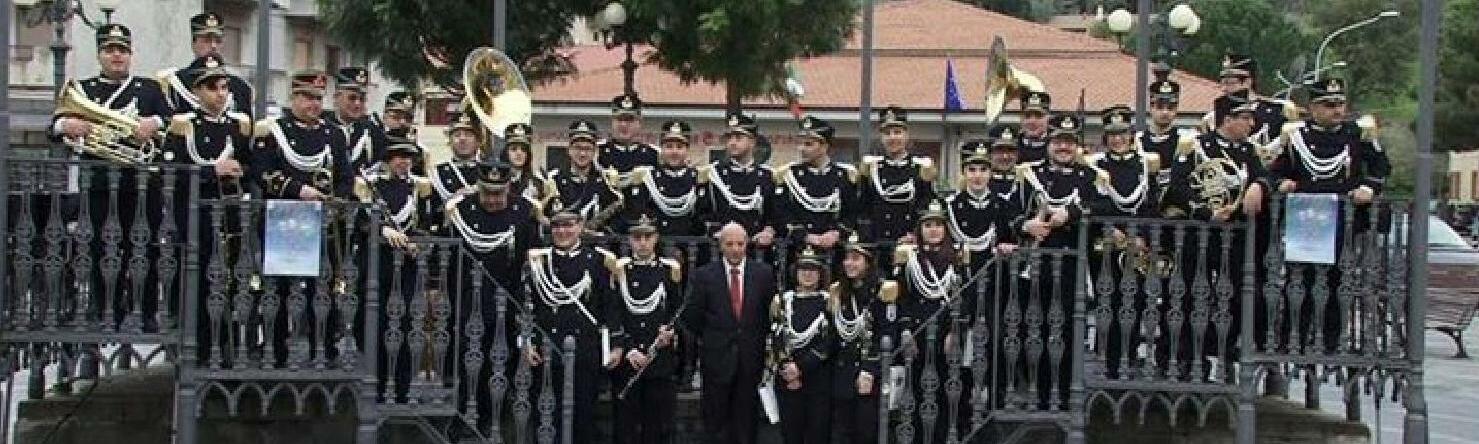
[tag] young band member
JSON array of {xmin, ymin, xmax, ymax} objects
[
  {"xmin": 160, "ymin": 13, "xmax": 252, "ymax": 118},
  {"xmin": 499, "ymin": 123, "xmax": 548, "ymax": 204},
  {"xmin": 544, "ymin": 120, "xmax": 624, "ymax": 233},
  {"xmin": 1139, "ymin": 69, "xmax": 1198, "ymax": 169},
  {"xmin": 254, "ymin": 70, "xmax": 352, "ymax": 201},
  {"xmin": 628, "ymin": 120, "xmax": 709, "ymax": 237},
  {"xmin": 612, "ymin": 216, "xmax": 685, "ymax": 444},
  {"xmin": 701, "ymin": 113, "xmax": 778, "ymax": 245},
  {"xmin": 769, "ymin": 247, "xmax": 835, "ymax": 444},
  {"xmin": 1206, "ymin": 53, "xmax": 1299, "ymax": 164},
  {"xmin": 948, "ymin": 139, "xmax": 1019, "ymax": 275},
  {"xmin": 522, "ymin": 209, "xmax": 622, "ymax": 443},
  {"xmin": 429, "ymin": 113, "xmax": 486, "ymax": 203},
  {"xmin": 1015, "ymin": 91, "xmax": 1053, "ymax": 164},
  {"xmin": 773, "ymin": 116, "xmax": 857, "ymax": 252},
  {"xmin": 601, "ymin": 94, "xmax": 660, "ymax": 233},
  {"xmin": 828, "ymin": 236, "xmax": 896, "ymax": 444},
  {"xmin": 859, "ymin": 106, "xmax": 936, "ymax": 244},
  {"xmin": 893, "ymin": 201, "xmax": 969, "ymax": 441}
]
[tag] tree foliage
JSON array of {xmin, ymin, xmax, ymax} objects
[
  {"xmin": 1307, "ymin": 0, "xmax": 1419, "ymax": 110},
  {"xmin": 317, "ymin": 0, "xmax": 604, "ymax": 90},
  {"xmin": 1171, "ymin": 0, "xmax": 1312, "ymax": 97},
  {"xmin": 1437, "ymin": 0, "xmax": 1479, "ymax": 151},
  {"xmin": 635, "ymin": 0, "xmax": 859, "ymax": 111}
]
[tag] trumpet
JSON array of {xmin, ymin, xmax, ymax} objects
[{"xmin": 54, "ymin": 80, "xmax": 159, "ymax": 164}]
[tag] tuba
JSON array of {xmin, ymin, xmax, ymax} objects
[
  {"xmin": 54, "ymin": 80, "xmax": 158, "ymax": 164},
  {"xmin": 983, "ymin": 37, "xmax": 1046, "ymax": 125},
  {"xmin": 463, "ymin": 47, "xmax": 533, "ymax": 141}
]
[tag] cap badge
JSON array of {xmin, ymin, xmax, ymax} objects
[
  {"xmin": 511, "ymin": 126, "xmax": 525, "ymax": 136},
  {"xmin": 356, "ymin": 71, "xmax": 368, "ymax": 84},
  {"xmin": 108, "ymin": 27, "xmax": 125, "ymax": 38},
  {"xmin": 802, "ymin": 118, "xmax": 813, "ymax": 130},
  {"xmin": 621, "ymin": 96, "xmax": 634, "ymax": 108},
  {"xmin": 1328, "ymin": 80, "xmax": 1342, "ymax": 93},
  {"xmin": 205, "ymin": 57, "xmax": 220, "ymax": 68},
  {"xmin": 1002, "ymin": 128, "xmax": 1014, "ymax": 139},
  {"xmin": 206, "ymin": 15, "xmax": 219, "ymax": 27},
  {"xmin": 1160, "ymin": 82, "xmax": 1175, "ymax": 93},
  {"xmin": 1028, "ymin": 95, "xmax": 1043, "ymax": 106},
  {"xmin": 728, "ymin": 115, "xmax": 740, "ymax": 127}
]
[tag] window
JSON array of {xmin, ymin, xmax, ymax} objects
[
  {"xmin": 1471, "ymin": 171, "xmax": 1477, "ymax": 201},
  {"xmin": 13, "ymin": 18, "xmax": 53, "ymax": 62},
  {"xmin": 545, "ymin": 146, "xmax": 569, "ymax": 172},
  {"xmin": 220, "ymin": 25, "xmax": 244, "ymax": 64},
  {"xmin": 424, "ymin": 97, "xmax": 458, "ymax": 126},
  {"xmin": 292, "ymin": 38, "xmax": 313, "ymax": 70},
  {"xmin": 325, "ymin": 45, "xmax": 341, "ymax": 75}
]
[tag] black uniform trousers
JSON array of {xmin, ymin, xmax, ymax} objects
[
  {"xmin": 612, "ymin": 365, "xmax": 677, "ymax": 444},
  {"xmin": 779, "ymin": 365, "xmax": 831, "ymax": 444}
]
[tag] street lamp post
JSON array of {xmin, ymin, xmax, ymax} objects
[
  {"xmin": 1104, "ymin": 2, "xmax": 1200, "ymax": 128},
  {"xmin": 1313, "ymin": 10, "xmax": 1400, "ymax": 81},
  {"xmin": 598, "ymin": 2, "xmax": 636, "ymax": 97},
  {"xmin": 16, "ymin": 0, "xmax": 121, "ymax": 96}
]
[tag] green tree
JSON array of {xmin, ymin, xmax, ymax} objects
[
  {"xmin": 1171, "ymin": 0, "xmax": 1312, "ymax": 96},
  {"xmin": 1307, "ymin": 0, "xmax": 1419, "ymax": 110},
  {"xmin": 317, "ymin": 0, "xmax": 603, "ymax": 90},
  {"xmin": 1437, "ymin": 0, "xmax": 1479, "ymax": 151},
  {"xmin": 636, "ymin": 0, "xmax": 860, "ymax": 112}
]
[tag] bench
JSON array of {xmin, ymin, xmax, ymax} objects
[{"xmin": 1428, "ymin": 288, "xmax": 1479, "ymax": 358}]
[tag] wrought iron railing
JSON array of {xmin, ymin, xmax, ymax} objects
[{"xmin": 0, "ymin": 156, "xmax": 1430, "ymax": 444}]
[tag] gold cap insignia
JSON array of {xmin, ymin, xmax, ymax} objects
[
  {"xmin": 1109, "ymin": 114, "xmax": 1123, "ymax": 125},
  {"xmin": 312, "ymin": 76, "xmax": 326, "ymax": 89},
  {"xmin": 1002, "ymin": 128, "xmax": 1015, "ymax": 140},
  {"xmin": 1222, "ymin": 55, "xmax": 1234, "ymax": 68},
  {"xmin": 728, "ymin": 115, "xmax": 740, "ymax": 127},
  {"xmin": 1028, "ymin": 95, "xmax": 1043, "ymax": 106},
  {"xmin": 356, "ymin": 71, "xmax": 368, "ymax": 84},
  {"xmin": 1061, "ymin": 118, "xmax": 1076, "ymax": 129},
  {"xmin": 108, "ymin": 27, "xmax": 125, "ymax": 38},
  {"xmin": 458, "ymin": 115, "xmax": 472, "ymax": 124},
  {"xmin": 621, "ymin": 96, "xmax": 634, "ymax": 108},
  {"xmin": 511, "ymin": 126, "xmax": 525, "ymax": 136},
  {"xmin": 206, "ymin": 16, "xmax": 219, "ymax": 27},
  {"xmin": 488, "ymin": 168, "xmax": 502, "ymax": 181},
  {"xmin": 205, "ymin": 57, "xmax": 220, "ymax": 68},
  {"xmin": 577, "ymin": 122, "xmax": 591, "ymax": 132},
  {"xmin": 802, "ymin": 118, "xmax": 813, "ymax": 129},
  {"xmin": 1160, "ymin": 82, "xmax": 1174, "ymax": 93},
  {"xmin": 667, "ymin": 122, "xmax": 682, "ymax": 133},
  {"xmin": 1328, "ymin": 80, "xmax": 1342, "ymax": 93},
  {"xmin": 885, "ymin": 109, "xmax": 896, "ymax": 120}
]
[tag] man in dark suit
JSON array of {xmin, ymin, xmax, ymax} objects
[{"xmin": 686, "ymin": 222, "xmax": 777, "ymax": 444}]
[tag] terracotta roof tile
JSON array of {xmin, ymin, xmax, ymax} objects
[{"xmin": 531, "ymin": 0, "xmax": 1219, "ymax": 113}]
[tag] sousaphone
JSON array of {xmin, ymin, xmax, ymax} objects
[
  {"xmin": 463, "ymin": 47, "xmax": 533, "ymax": 139},
  {"xmin": 983, "ymin": 36, "xmax": 1046, "ymax": 125}
]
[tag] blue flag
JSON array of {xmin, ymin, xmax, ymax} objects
[{"xmin": 944, "ymin": 58, "xmax": 965, "ymax": 113}]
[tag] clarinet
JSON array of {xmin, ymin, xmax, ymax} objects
[{"xmin": 616, "ymin": 290, "xmax": 693, "ymax": 400}]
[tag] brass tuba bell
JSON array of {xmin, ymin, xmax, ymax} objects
[
  {"xmin": 983, "ymin": 37, "xmax": 1046, "ymax": 125},
  {"xmin": 53, "ymin": 79, "xmax": 159, "ymax": 164},
  {"xmin": 462, "ymin": 47, "xmax": 533, "ymax": 140}
]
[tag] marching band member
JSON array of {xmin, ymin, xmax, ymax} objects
[
  {"xmin": 1015, "ymin": 91, "xmax": 1053, "ymax": 164},
  {"xmin": 1207, "ymin": 53, "xmax": 1299, "ymax": 164},
  {"xmin": 702, "ymin": 112, "xmax": 778, "ymax": 244},
  {"xmin": 893, "ymin": 201, "xmax": 969, "ymax": 442},
  {"xmin": 324, "ymin": 67, "xmax": 387, "ymax": 173},
  {"xmin": 543, "ymin": 120, "xmax": 624, "ymax": 233},
  {"xmin": 1139, "ymin": 71, "xmax": 1198, "ymax": 169},
  {"xmin": 612, "ymin": 216, "xmax": 685, "ymax": 444},
  {"xmin": 1088, "ymin": 105, "xmax": 1161, "ymax": 219},
  {"xmin": 769, "ymin": 247, "xmax": 835, "ymax": 444},
  {"xmin": 947, "ymin": 139, "xmax": 1019, "ymax": 275},
  {"xmin": 499, "ymin": 123, "xmax": 548, "ymax": 205},
  {"xmin": 522, "ymin": 209, "xmax": 623, "ymax": 443},
  {"xmin": 600, "ymin": 94, "xmax": 660, "ymax": 233},
  {"xmin": 160, "ymin": 13, "xmax": 252, "ymax": 118},
  {"xmin": 254, "ymin": 70, "xmax": 352, "ymax": 201},
  {"xmin": 376, "ymin": 91, "xmax": 418, "ymax": 139},
  {"xmin": 1162, "ymin": 92, "xmax": 1270, "ymax": 222},
  {"xmin": 427, "ymin": 113, "xmax": 486, "ymax": 209},
  {"xmin": 773, "ymin": 116, "xmax": 858, "ymax": 252},
  {"xmin": 859, "ymin": 106, "xmax": 936, "ymax": 244},
  {"xmin": 827, "ymin": 236, "xmax": 896, "ymax": 444},
  {"xmin": 628, "ymin": 120, "xmax": 709, "ymax": 236},
  {"xmin": 1019, "ymin": 114, "xmax": 1098, "ymax": 249}
]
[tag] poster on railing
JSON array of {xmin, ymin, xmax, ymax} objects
[
  {"xmin": 262, "ymin": 199, "xmax": 324, "ymax": 277},
  {"xmin": 1283, "ymin": 193, "xmax": 1340, "ymax": 265}
]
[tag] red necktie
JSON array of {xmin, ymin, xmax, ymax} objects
[{"xmin": 729, "ymin": 267, "xmax": 744, "ymax": 320}]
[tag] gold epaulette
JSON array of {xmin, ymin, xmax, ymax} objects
[
  {"xmin": 770, "ymin": 293, "xmax": 785, "ymax": 318},
  {"xmin": 253, "ymin": 118, "xmax": 277, "ymax": 139},
  {"xmin": 1175, "ymin": 136, "xmax": 1197, "ymax": 158},
  {"xmin": 773, "ymin": 162, "xmax": 796, "ymax": 185},
  {"xmin": 862, "ymin": 155, "xmax": 883, "ymax": 177},
  {"xmin": 413, "ymin": 176, "xmax": 434, "ymax": 198},
  {"xmin": 879, "ymin": 280, "xmax": 899, "ymax": 304},
  {"xmin": 827, "ymin": 282, "xmax": 844, "ymax": 314},
  {"xmin": 596, "ymin": 247, "xmax": 619, "ymax": 275},
  {"xmin": 1092, "ymin": 165, "xmax": 1111, "ymax": 188},
  {"xmin": 1275, "ymin": 98, "xmax": 1301, "ymax": 120},
  {"xmin": 893, "ymin": 243, "xmax": 916, "ymax": 268},
  {"xmin": 1199, "ymin": 111, "xmax": 1214, "ymax": 133},
  {"xmin": 227, "ymin": 111, "xmax": 252, "ymax": 137},
  {"xmin": 659, "ymin": 257, "xmax": 683, "ymax": 282},
  {"xmin": 1145, "ymin": 152, "xmax": 1162, "ymax": 173},
  {"xmin": 958, "ymin": 248, "xmax": 971, "ymax": 265},
  {"xmin": 838, "ymin": 162, "xmax": 859, "ymax": 184},
  {"xmin": 603, "ymin": 167, "xmax": 621, "ymax": 186},
  {"xmin": 614, "ymin": 257, "xmax": 632, "ymax": 280},
  {"xmin": 916, "ymin": 157, "xmax": 937, "ymax": 181},
  {"xmin": 167, "ymin": 113, "xmax": 194, "ymax": 137},
  {"xmin": 352, "ymin": 177, "xmax": 372, "ymax": 203},
  {"xmin": 630, "ymin": 166, "xmax": 650, "ymax": 185},
  {"xmin": 696, "ymin": 164, "xmax": 712, "ymax": 184},
  {"xmin": 1084, "ymin": 152, "xmax": 1104, "ymax": 166},
  {"xmin": 155, "ymin": 68, "xmax": 175, "ymax": 99},
  {"xmin": 1357, "ymin": 115, "xmax": 1380, "ymax": 141},
  {"xmin": 527, "ymin": 248, "xmax": 552, "ymax": 264}
]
